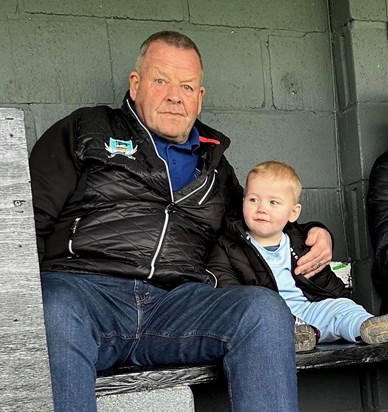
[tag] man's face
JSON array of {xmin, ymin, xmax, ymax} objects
[{"xmin": 129, "ymin": 41, "xmax": 205, "ymax": 144}]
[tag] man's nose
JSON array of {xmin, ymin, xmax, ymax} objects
[{"xmin": 166, "ymin": 84, "xmax": 182, "ymax": 104}]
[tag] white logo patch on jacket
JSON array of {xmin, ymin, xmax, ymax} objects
[{"xmin": 105, "ymin": 137, "xmax": 138, "ymax": 159}]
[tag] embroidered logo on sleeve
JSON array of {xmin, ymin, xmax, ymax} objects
[{"xmin": 105, "ymin": 137, "xmax": 138, "ymax": 159}]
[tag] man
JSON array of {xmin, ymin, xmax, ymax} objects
[
  {"xmin": 30, "ymin": 31, "xmax": 332, "ymax": 412},
  {"xmin": 367, "ymin": 150, "xmax": 388, "ymax": 315}
]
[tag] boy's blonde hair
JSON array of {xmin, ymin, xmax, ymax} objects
[{"xmin": 245, "ymin": 160, "xmax": 302, "ymax": 203}]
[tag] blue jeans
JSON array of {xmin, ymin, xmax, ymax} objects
[{"xmin": 41, "ymin": 272, "xmax": 297, "ymax": 412}]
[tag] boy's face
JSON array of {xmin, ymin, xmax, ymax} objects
[{"xmin": 243, "ymin": 174, "xmax": 301, "ymax": 246}]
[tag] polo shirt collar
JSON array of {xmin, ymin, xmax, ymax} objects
[{"xmin": 153, "ymin": 126, "xmax": 200, "ymax": 152}]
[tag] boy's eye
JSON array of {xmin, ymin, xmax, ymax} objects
[
  {"xmin": 249, "ymin": 197, "xmax": 258, "ymax": 203},
  {"xmin": 270, "ymin": 200, "xmax": 279, "ymax": 205}
]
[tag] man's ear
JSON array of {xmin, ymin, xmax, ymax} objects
[
  {"xmin": 289, "ymin": 203, "xmax": 302, "ymax": 223},
  {"xmin": 197, "ymin": 86, "xmax": 206, "ymax": 115},
  {"xmin": 129, "ymin": 71, "xmax": 140, "ymax": 101}
]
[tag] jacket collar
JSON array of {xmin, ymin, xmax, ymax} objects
[{"xmin": 121, "ymin": 91, "xmax": 232, "ymax": 171}]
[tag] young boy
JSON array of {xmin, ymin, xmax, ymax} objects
[{"xmin": 207, "ymin": 160, "xmax": 388, "ymax": 351}]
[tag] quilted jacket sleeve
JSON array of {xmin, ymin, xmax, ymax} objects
[
  {"xmin": 367, "ymin": 150, "xmax": 388, "ymax": 291},
  {"xmin": 29, "ymin": 112, "xmax": 79, "ymax": 262}
]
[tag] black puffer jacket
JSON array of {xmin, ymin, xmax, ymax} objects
[
  {"xmin": 207, "ymin": 214, "xmax": 350, "ymax": 301},
  {"xmin": 367, "ymin": 150, "xmax": 388, "ymax": 297},
  {"xmin": 29, "ymin": 92, "xmax": 243, "ymax": 290}
]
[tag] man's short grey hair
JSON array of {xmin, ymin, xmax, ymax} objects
[{"xmin": 136, "ymin": 30, "xmax": 203, "ymax": 75}]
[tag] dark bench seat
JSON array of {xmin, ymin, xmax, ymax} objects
[
  {"xmin": 297, "ymin": 341, "xmax": 388, "ymax": 369},
  {"xmin": 96, "ymin": 341, "xmax": 388, "ymax": 397}
]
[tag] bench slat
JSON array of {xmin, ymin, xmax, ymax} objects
[
  {"xmin": 96, "ymin": 364, "xmax": 221, "ymax": 397},
  {"xmin": 0, "ymin": 108, "xmax": 53, "ymax": 411}
]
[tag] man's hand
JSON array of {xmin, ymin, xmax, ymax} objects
[{"xmin": 294, "ymin": 227, "xmax": 332, "ymax": 278}]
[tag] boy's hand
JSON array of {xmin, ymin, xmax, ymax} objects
[{"xmin": 294, "ymin": 227, "xmax": 332, "ymax": 278}]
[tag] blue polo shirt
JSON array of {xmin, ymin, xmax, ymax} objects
[{"xmin": 153, "ymin": 127, "xmax": 201, "ymax": 191}]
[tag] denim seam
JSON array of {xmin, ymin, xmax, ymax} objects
[
  {"xmin": 142, "ymin": 330, "xmax": 230, "ymax": 342},
  {"xmin": 101, "ymin": 331, "xmax": 137, "ymax": 340},
  {"xmin": 223, "ymin": 357, "xmax": 234, "ymax": 412}
]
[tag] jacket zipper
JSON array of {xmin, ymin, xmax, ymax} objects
[
  {"xmin": 205, "ymin": 269, "xmax": 218, "ymax": 288},
  {"xmin": 126, "ymin": 99, "xmax": 218, "ymax": 280},
  {"xmin": 127, "ymin": 101, "xmax": 174, "ymax": 279},
  {"xmin": 148, "ymin": 204, "xmax": 172, "ymax": 279},
  {"xmin": 198, "ymin": 170, "xmax": 217, "ymax": 205},
  {"xmin": 68, "ymin": 217, "xmax": 81, "ymax": 255}
]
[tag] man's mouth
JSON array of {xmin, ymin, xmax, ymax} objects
[{"xmin": 162, "ymin": 111, "xmax": 184, "ymax": 116}]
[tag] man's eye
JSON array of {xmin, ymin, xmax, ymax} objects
[
  {"xmin": 183, "ymin": 85, "xmax": 193, "ymax": 91},
  {"xmin": 155, "ymin": 79, "xmax": 164, "ymax": 85}
]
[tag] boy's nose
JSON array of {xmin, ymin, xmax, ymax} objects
[{"xmin": 257, "ymin": 205, "xmax": 267, "ymax": 214}]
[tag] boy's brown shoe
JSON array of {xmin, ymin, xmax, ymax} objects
[
  {"xmin": 294, "ymin": 323, "xmax": 316, "ymax": 352},
  {"xmin": 360, "ymin": 314, "xmax": 388, "ymax": 344}
]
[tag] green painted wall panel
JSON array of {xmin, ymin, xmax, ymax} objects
[
  {"xmin": 349, "ymin": 0, "xmax": 387, "ymax": 21},
  {"xmin": 331, "ymin": 0, "xmax": 388, "ymax": 27},
  {"xmin": 30, "ymin": 103, "xmax": 92, "ymax": 144},
  {"xmin": 299, "ymin": 189, "xmax": 347, "ymax": 260},
  {"xmin": 201, "ymin": 110, "xmax": 337, "ymax": 187},
  {"xmin": 338, "ymin": 103, "xmax": 388, "ymax": 185},
  {"xmin": 351, "ymin": 21, "xmax": 388, "ymax": 103},
  {"xmin": 0, "ymin": 16, "xmax": 113, "ymax": 104},
  {"xmin": 343, "ymin": 181, "xmax": 371, "ymax": 260},
  {"xmin": 270, "ymin": 32, "xmax": 334, "ymax": 111},
  {"xmin": 331, "ymin": 27, "xmax": 357, "ymax": 111},
  {"xmin": 187, "ymin": 29, "xmax": 265, "ymax": 110},
  {"xmin": 357, "ymin": 103, "xmax": 388, "ymax": 178},
  {"xmin": 0, "ymin": 0, "xmax": 17, "ymax": 16},
  {"xmin": 337, "ymin": 107, "xmax": 362, "ymax": 185},
  {"xmin": 23, "ymin": 0, "xmax": 185, "ymax": 21},
  {"xmin": 109, "ymin": 22, "xmax": 266, "ymax": 109},
  {"xmin": 189, "ymin": 0, "xmax": 328, "ymax": 32}
]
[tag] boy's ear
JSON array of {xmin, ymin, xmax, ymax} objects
[{"xmin": 289, "ymin": 203, "xmax": 302, "ymax": 223}]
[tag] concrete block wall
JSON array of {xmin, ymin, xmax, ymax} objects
[
  {"xmin": 330, "ymin": 0, "xmax": 388, "ymax": 313},
  {"xmin": 0, "ymin": 0, "xmax": 349, "ymax": 260}
]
